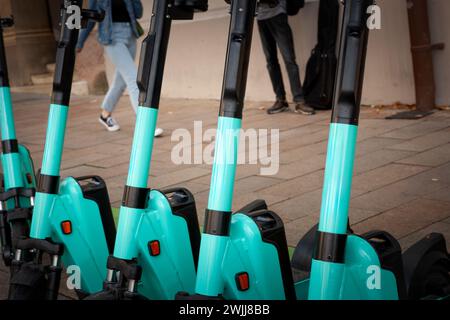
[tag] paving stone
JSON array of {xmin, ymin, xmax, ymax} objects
[
  {"xmin": 189, "ymin": 175, "xmax": 212, "ymax": 186},
  {"xmin": 271, "ymin": 189, "xmax": 323, "ymax": 222},
  {"xmin": 150, "ymin": 167, "xmax": 211, "ymax": 189},
  {"xmin": 278, "ymin": 141, "xmax": 327, "ymax": 165},
  {"xmin": 352, "ymin": 199, "xmax": 450, "ymax": 239},
  {"xmin": 279, "ymin": 128, "xmax": 329, "ymax": 152},
  {"xmin": 395, "ymin": 143, "xmax": 450, "ymax": 167},
  {"xmin": 235, "ymin": 164, "xmax": 265, "ymax": 180},
  {"xmin": 355, "ymin": 137, "xmax": 405, "ymax": 157},
  {"xmin": 357, "ymin": 126, "xmax": 406, "ymax": 142},
  {"xmin": 354, "ymin": 149, "xmax": 415, "ymax": 175},
  {"xmin": 78, "ymin": 143, "xmax": 132, "ymax": 156},
  {"xmin": 423, "ymin": 187, "xmax": 450, "ymax": 203},
  {"xmin": 380, "ymin": 120, "xmax": 449, "ymax": 140},
  {"xmin": 60, "ymin": 152, "xmax": 111, "ymax": 170},
  {"xmin": 353, "ymin": 163, "xmax": 429, "ymax": 194},
  {"xmin": 278, "ymin": 124, "xmax": 325, "ymax": 142},
  {"xmin": 350, "ymin": 183, "xmax": 419, "ymax": 212},
  {"xmin": 234, "ymin": 175, "xmax": 283, "ymax": 194},
  {"xmin": 258, "ymin": 170, "xmax": 324, "ymax": 198},
  {"xmin": 348, "ymin": 207, "xmax": 382, "ymax": 224},
  {"xmin": 360, "ymin": 118, "xmax": 417, "ymax": 130},
  {"xmin": 250, "ymin": 113, "xmax": 321, "ymax": 131},
  {"xmin": 388, "ymin": 128, "xmax": 450, "ymax": 152},
  {"xmin": 232, "ymin": 192, "xmax": 288, "ymax": 214},
  {"xmin": 60, "ymin": 165, "xmax": 103, "ymax": 179},
  {"xmin": 86, "ymin": 153, "xmax": 131, "ymax": 168},
  {"xmin": 105, "ymin": 175, "xmax": 128, "ymax": 189},
  {"xmin": 426, "ymin": 110, "xmax": 450, "ymax": 121},
  {"xmin": 107, "ymin": 186, "xmax": 125, "ymax": 204},
  {"xmin": 164, "ymin": 181, "xmax": 211, "ymax": 195},
  {"xmin": 284, "ymin": 215, "xmax": 318, "ymax": 247},
  {"xmin": 275, "ymin": 154, "xmax": 326, "ymax": 180}
]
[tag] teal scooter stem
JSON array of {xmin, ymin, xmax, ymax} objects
[
  {"xmin": 0, "ymin": 16, "xmax": 36, "ymax": 266},
  {"xmin": 185, "ymin": 0, "xmax": 259, "ymax": 298},
  {"xmin": 308, "ymin": 0, "xmax": 373, "ymax": 299},
  {"xmin": 8, "ymin": 1, "xmax": 117, "ymax": 300},
  {"xmin": 87, "ymin": 0, "xmax": 208, "ymax": 300}
]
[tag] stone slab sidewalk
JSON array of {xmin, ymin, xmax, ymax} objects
[{"xmin": 0, "ymin": 92, "xmax": 449, "ymax": 298}]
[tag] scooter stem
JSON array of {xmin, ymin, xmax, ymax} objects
[
  {"xmin": 0, "ymin": 17, "xmax": 13, "ymax": 88},
  {"xmin": 113, "ymin": 0, "xmax": 174, "ymax": 259},
  {"xmin": 0, "ymin": 17, "xmax": 23, "ymax": 189},
  {"xmin": 195, "ymin": 0, "xmax": 257, "ymax": 297},
  {"xmin": 31, "ymin": 0, "xmax": 106, "ymax": 238},
  {"xmin": 308, "ymin": 0, "xmax": 373, "ymax": 300}
]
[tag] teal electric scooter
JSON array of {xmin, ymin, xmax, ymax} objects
[
  {"xmin": 85, "ymin": 0, "xmax": 208, "ymax": 300},
  {"xmin": 178, "ymin": 0, "xmax": 449, "ymax": 300},
  {"xmin": 8, "ymin": 1, "xmax": 117, "ymax": 300},
  {"xmin": 0, "ymin": 17, "xmax": 37, "ymax": 267}
]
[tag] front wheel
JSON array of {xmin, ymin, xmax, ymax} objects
[
  {"xmin": 403, "ymin": 233, "xmax": 450, "ymax": 300},
  {"xmin": 408, "ymin": 250, "xmax": 450, "ymax": 300}
]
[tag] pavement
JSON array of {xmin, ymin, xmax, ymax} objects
[{"xmin": 0, "ymin": 92, "xmax": 449, "ymax": 299}]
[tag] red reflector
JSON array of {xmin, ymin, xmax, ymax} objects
[
  {"xmin": 149, "ymin": 240, "xmax": 160, "ymax": 256},
  {"xmin": 61, "ymin": 220, "xmax": 72, "ymax": 235},
  {"xmin": 235, "ymin": 272, "xmax": 249, "ymax": 291}
]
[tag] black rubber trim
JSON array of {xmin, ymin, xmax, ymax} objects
[
  {"xmin": 0, "ymin": 18, "xmax": 13, "ymax": 87},
  {"xmin": 6, "ymin": 207, "xmax": 32, "ymax": 223},
  {"xmin": 106, "ymin": 255, "xmax": 142, "ymax": 281},
  {"xmin": 37, "ymin": 174, "xmax": 60, "ymax": 195},
  {"xmin": 121, "ymin": 185, "xmax": 150, "ymax": 209},
  {"xmin": 244, "ymin": 209, "xmax": 297, "ymax": 300},
  {"xmin": 16, "ymin": 237, "xmax": 64, "ymax": 255},
  {"xmin": 313, "ymin": 231, "xmax": 347, "ymax": 263},
  {"xmin": 1, "ymin": 139, "xmax": 18, "ymax": 154},
  {"xmin": 203, "ymin": 209, "xmax": 232, "ymax": 236},
  {"xmin": 76, "ymin": 175, "xmax": 116, "ymax": 254},
  {"xmin": 161, "ymin": 187, "xmax": 201, "ymax": 269}
]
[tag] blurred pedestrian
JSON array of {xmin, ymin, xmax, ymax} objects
[
  {"xmin": 77, "ymin": 0, "xmax": 164, "ymax": 136},
  {"xmin": 257, "ymin": 0, "xmax": 315, "ymax": 115}
]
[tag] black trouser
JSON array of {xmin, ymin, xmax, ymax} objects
[{"xmin": 257, "ymin": 13, "xmax": 304, "ymax": 102}]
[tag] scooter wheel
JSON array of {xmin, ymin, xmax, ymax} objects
[{"xmin": 408, "ymin": 250, "xmax": 450, "ymax": 300}]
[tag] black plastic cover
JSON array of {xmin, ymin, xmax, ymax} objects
[
  {"xmin": 76, "ymin": 175, "xmax": 116, "ymax": 254},
  {"xmin": 245, "ymin": 209, "xmax": 296, "ymax": 300}
]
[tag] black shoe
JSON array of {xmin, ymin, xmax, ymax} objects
[
  {"xmin": 267, "ymin": 100, "xmax": 289, "ymax": 114},
  {"xmin": 294, "ymin": 103, "xmax": 315, "ymax": 115}
]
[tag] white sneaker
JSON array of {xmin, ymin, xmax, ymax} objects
[
  {"xmin": 154, "ymin": 127, "xmax": 163, "ymax": 137},
  {"xmin": 99, "ymin": 115, "xmax": 120, "ymax": 132}
]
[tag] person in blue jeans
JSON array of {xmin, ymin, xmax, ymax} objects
[{"xmin": 76, "ymin": 0, "xmax": 163, "ymax": 136}]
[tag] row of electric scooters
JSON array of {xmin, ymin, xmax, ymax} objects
[{"xmin": 0, "ymin": 0, "xmax": 448, "ymax": 300}]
